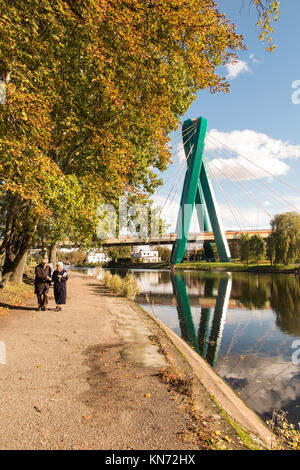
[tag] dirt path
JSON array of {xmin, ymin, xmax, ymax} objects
[{"xmin": 0, "ymin": 273, "xmax": 247, "ymax": 450}]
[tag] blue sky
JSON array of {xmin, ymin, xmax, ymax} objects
[
  {"xmin": 153, "ymin": 0, "xmax": 300, "ymax": 232},
  {"xmin": 188, "ymin": 0, "xmax": 300, "ymax": 142}
]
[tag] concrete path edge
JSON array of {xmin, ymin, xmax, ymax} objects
[{"xmin": 132, "ymin": 303, "xmax": 274, "ymax": 450}]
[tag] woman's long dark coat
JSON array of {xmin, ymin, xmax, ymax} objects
[{"xmin": 52, "ymin": 269, "xmax": 68, "ymax": 304}]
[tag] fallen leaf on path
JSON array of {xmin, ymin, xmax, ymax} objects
[
  {"xmin": 144, "ymin": 394, "xmax": 152, "ymax": 398},
  {"xmin": 83, "ymin": 415, "xmax": 91, "ymax": 421}
]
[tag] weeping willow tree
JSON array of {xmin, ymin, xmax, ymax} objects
[{"xmin": 268, "ymin": 213, "xmax": 300, "ymax": 265}]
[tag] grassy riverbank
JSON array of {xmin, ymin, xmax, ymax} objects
[
  {"xmin": 175, "ymin": 261, "xmax": 298, "ymax": 274},
  {"xmin": 106, "ymin": 262, "xmax": 169, "ymax": 270},
  {"xmin": 0, "ymin": 271, "xmax": 34, "ymax": 317},
  {"xmin": 103, "ymin": 260, "xmax": 298, "ymax": 274}
]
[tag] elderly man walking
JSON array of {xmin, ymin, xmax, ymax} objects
[{"xmin": 34, "ymin": 258, "xmax": 52, "ymax": 311}]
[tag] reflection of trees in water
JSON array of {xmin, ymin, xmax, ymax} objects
[
  {"xmin": 233, "ymin": 274, "xmax": 269, "ymax": 310},
  {"xmin": 270, "ymin": 276, "xmax": 300, "ymax": 336},
  {"xmin": 158, "ymin": 271, "xmax": 172, "ymax": 284},
  {"xmin": 182, "ymin": 271, "xmax": 223, "ymax": 294}
]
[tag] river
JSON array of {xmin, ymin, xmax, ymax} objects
[{"xmin": 72, "ymin": 266, "xmax": 300, "ymax": 425}]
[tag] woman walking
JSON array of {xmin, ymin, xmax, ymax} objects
[{"xmin": 52, "ymin": 262, "xmax": 68, "ymax": 311}]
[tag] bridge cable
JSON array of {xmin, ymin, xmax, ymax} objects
[
  {"xmin": 207, "ymin": 165, "xmax": 243, "ymax": 231},
  {"xmin": 206, "ymin": 134, "xmax": 300, "ymax": 195},
  {"xmin": 168, "ymin": 122, "xmax": 197, "ymax": 143},
  {"xmin": 205, "ymin": 142, "xmax": 300, "ymax": 214},
  {"xmin": 166, "ymin": 123, "xmax": 197, "ymax": 152},
  {"xmin": 205, "ymin": 154, "xmax": 256, "ymax": 230},
  {"xmin": 160, "ymin": 143, "xmax": 195, "ymax": 214},
  {"xmin": 155, "ymin": 130, "xmax": 196, "ymax": 194},
  {"xmin": 154, "ymin": 124, "xmax": 197, "ymax": 179},
  {"xmin": 205, "ymin": 150, "xmax": 273, "ymax": 219},
  {"xmin": 206, "ymin": 152, "xmax": 273, "ymax": 220}
]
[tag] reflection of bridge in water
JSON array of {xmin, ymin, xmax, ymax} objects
[
  {"xmin": 137, "ymin": 292, "xmax": 270, "ymax": 309},
  {"xmin": 170, "ymin": 273, "xmax": 232, "ymax": 368},
  {"xmin": 138, "ymin": 272, "xmax": 234, "ymax": 368}
]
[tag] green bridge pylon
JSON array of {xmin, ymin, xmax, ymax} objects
[{"xmin": 170, "ymin": 117, "xmax": 231, "ymax": 265}]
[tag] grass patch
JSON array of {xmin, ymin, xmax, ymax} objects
[
  {"xmin": 175, "ymin": 261, "xmax": 297, "ymax": 274},
  {"xmin": 0, "ymin": 274, "xmax": 34, "ymax": 317},
  {"xmin": 209, "ymin": 394, "xmax": 263, "ymax": 450}
]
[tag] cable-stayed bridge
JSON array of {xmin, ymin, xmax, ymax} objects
[
  {"xmin": 148, "ymin": 116, "xmax": 300, "ymax": 264},
  {"xmin": 60, "ymin": 116, "xmax": 299, "ymax": 260},
  {"xmin": 100, "ymin": 229, "xmax": 271, "ymax": 247}
]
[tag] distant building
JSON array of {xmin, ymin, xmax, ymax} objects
[
  {"xmin": 131, "ymin": 245, "xmax": 161, "ymax": 263},
  {"xmin": 86, "ymin": 251, "xmax": 110, "ymax": 264}
]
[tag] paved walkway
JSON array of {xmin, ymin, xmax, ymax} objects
[
  {"xmin": 0, "ymin": 272, "xmax": 271, "ymax": 450},
  {"xmin": 0, "ymin": 273, "xmax": 204, "ymax": 450}
]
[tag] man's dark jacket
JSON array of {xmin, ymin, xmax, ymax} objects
[{"xmin": 34, "ymin": 264, "xmax": 51, "ymax": 295}]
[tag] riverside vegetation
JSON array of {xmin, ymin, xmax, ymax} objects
[
  {"xmin": 102, "ymin": 272, "xmax": 141, "ymax": 300},
  {"xmin": 268, "ymin": 411, "xmax": 300, "ymax": 450}
]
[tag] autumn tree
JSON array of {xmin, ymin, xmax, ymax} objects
[
  {"xmin": 0, "ymin": 0, "xmax": 279, "ymax": 284},
  {"xmin": 251, "ymin": 0, "xmax": 280, "ymax": 52}
]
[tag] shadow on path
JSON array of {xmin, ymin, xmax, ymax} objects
[{"xmin": 0, "ymin": 302, "xmax": 34, "ymax": 311}]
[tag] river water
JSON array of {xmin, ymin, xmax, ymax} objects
[{"xmin": 74, "ymin": 266, "xmax": 300, "ymax": 425}]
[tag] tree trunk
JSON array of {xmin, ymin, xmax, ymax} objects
[
  {"xmin": 2, "ymin": 221, "xmax": 38, "ymax": 286},
  {"xmin": 41, "ymin": 236, "xmax": 47, "ymax": 258},
  {"xmin": 10, "ymin": 251, "xmax": 28, "ymax": 284},
  {"xmin": 0, "ymin": 252, "xmax": 5, "ymax": 284},
  {"xmin": 48, "ymin": 243, "xmax": 57, "ymax": 267}
]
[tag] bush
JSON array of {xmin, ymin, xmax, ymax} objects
[
  {"xmin": 103, "ymin": 271, "xmax": 113, "ymax": 286},
  {"xmin": 121, "ymin": 273, "xmax": 142, "ymax": 299},
  {"xmin": 102, "ymin": 272, "xmax": 141, "ymax": 299},
  {"xmin": 267, "ymin": 410, "xmax": 300, "ymax": 450},
  {"xmin": 110, "ymin": 274, "xmax": 124, "ymax": 295}
]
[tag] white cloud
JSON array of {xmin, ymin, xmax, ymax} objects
[
  {"xmin": 249, "ymin": 53, "xmax": 262, "ymax": 64},
  {"xmin": 153, "ymin": 129, "xmax": 300, "ymax": 233},
  {"xmin": 218, "ymin": 354, "xmax": 300, "ymax": 418},
  {"xmin": 225, "ymin": 60, "xmax": 250, "ymax": 80},
  {"xmin": 212, "ymin": 202, "xmax": 271, "ymax": 230},
  {"xmin": 206, "ymin": 129, "xmax": 300, "ymax": 181}
]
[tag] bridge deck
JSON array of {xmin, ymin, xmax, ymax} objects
[{"xmin": 99, "ymin": 230, "xmax": 271, "ymax": 247}]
